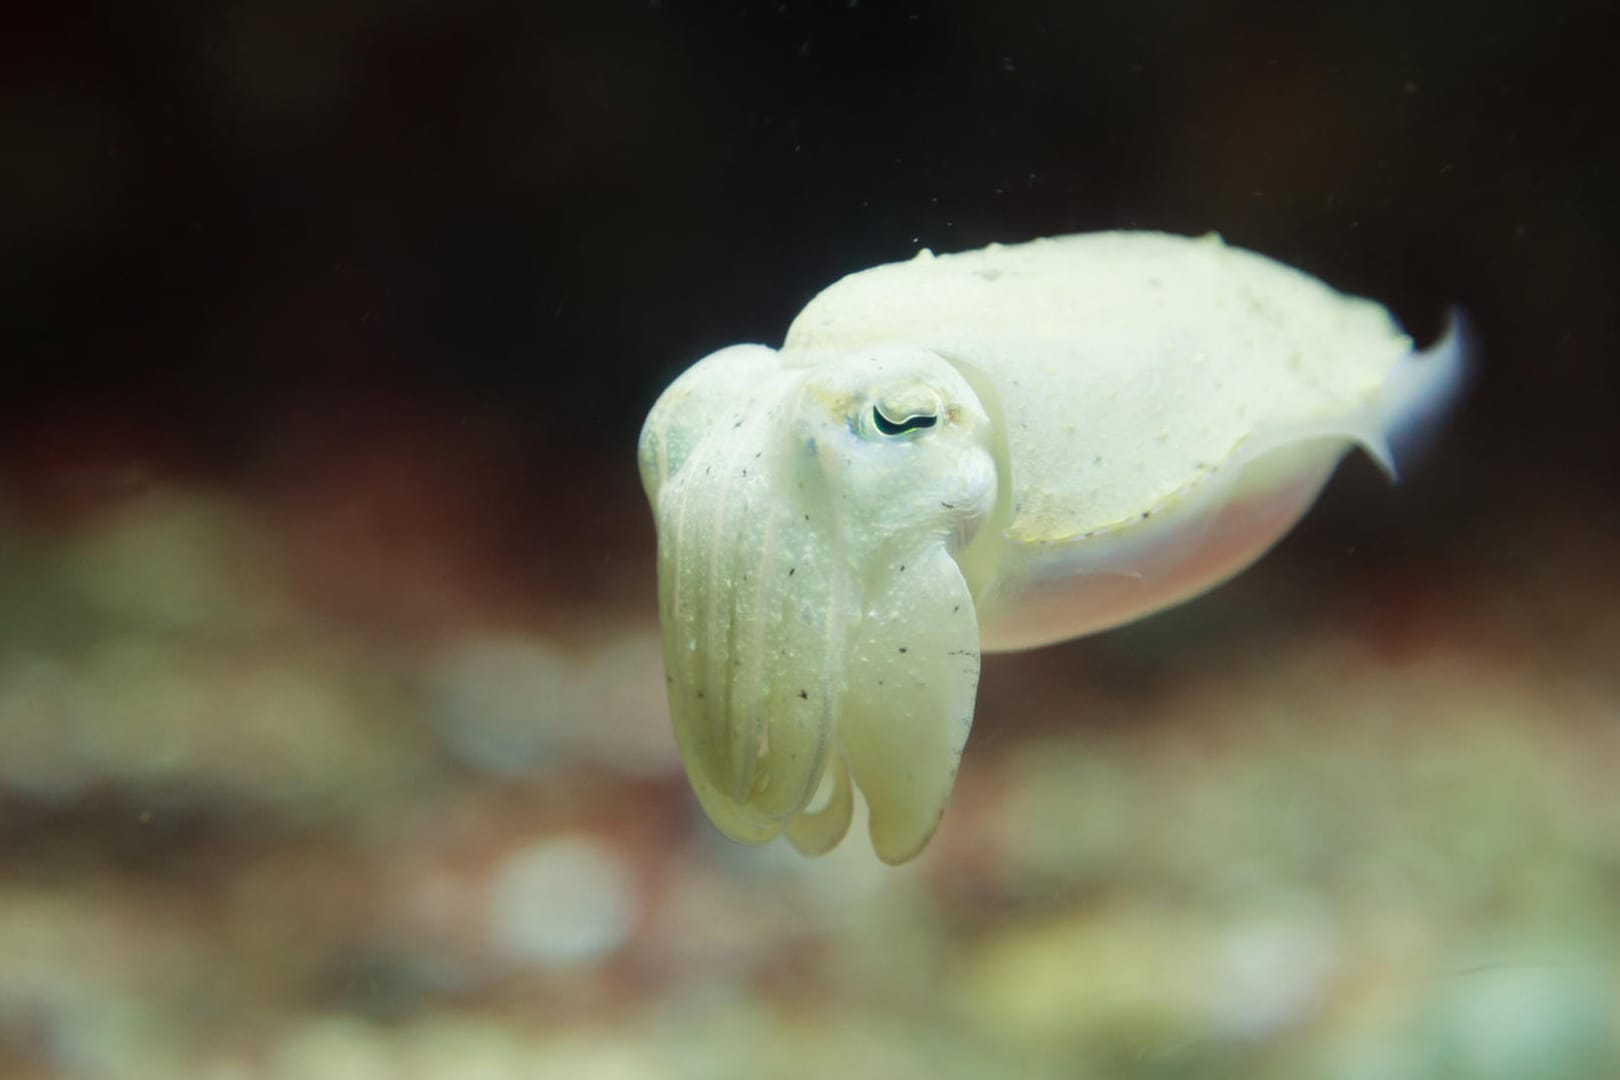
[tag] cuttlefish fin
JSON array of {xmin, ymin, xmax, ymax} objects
[{"xmin": 1376, "ymin": 307, "xmax": 1473, "ymax": 478}]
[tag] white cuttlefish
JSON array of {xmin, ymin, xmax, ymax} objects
[{"xmin": 637, "ymin": 231, "xmax": 1468, "ymax": 864}]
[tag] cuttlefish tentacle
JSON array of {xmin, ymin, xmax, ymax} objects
[
  {"xmin": 784, "ymin": 751, "xmax": 853, "ymax": 855},
  {"xmin": 654, "ymin": 374, "xmax": 842, "ymax": 840},
  {"xmin": 838, "ymin": 541, "xmax": 981, "ymax": 863}
]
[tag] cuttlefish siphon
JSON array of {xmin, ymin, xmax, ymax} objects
[{"xmin": 637, "ymin": 231, "xmax": 1467, "ymax": 864}]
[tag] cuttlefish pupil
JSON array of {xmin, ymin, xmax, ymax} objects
[
  {"xmin": 871, "ymin": 406, "xmax": 937, "ymax": 436},
  {"xmin": 638, "ymin": 230, "xmax": 1467, "ymax": 864}
]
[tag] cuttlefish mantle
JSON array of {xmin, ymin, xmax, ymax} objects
[{"xmin": 637, "ymin": 230, "xmax": 1468, "ymax": 864}]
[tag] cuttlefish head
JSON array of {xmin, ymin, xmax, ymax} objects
[{"xmin": 638, "ymin": 343, "xmax": 998, "ymax": 863}]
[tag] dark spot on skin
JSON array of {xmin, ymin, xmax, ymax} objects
[
  {"xmin": 940, "ymin": 501, "xmax": 955, "ymax": 509},
  {"xmin": 953, "ymin": 605, "xmax": 960, "ymax": 613},
  {"xmin": 798, "ymin": 689, "xmax": 808, "ymax": 700},
  {"xmin": 788, "ymin": 567, "xmax": 796, "ymax": 576},
  {"xmin": 696, "ymin": 690, "xmax": 705, "ymax": 699},
  {"xmin": 899, "ymin": 564, "xmax": 906, "ymax": 572},
  {"xmin": 754, "ymin": 451, "xmax": 761, "ymax": 459},
  {"xmin": 804, "ymin": 514, "xmax": 810, "ymax": 521},
  {"xmin": 898, "ymin": 647, "xmax": 908, "ymax": 653}
]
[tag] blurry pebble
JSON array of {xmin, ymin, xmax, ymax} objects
[
  {"xmin": 71, "ymin": 635, "xmax": 408, "ymax": 810},
  {"xmin": 412, "ymin": 1021, "xmax": 664, "ymax": 1080},
  {"xmin": 62, "ymin": 493, "xmax": 285, "ymax": 633},
  {"xmin": 950, "ymin": 903, "xmax": 1208, "ymax": 1051},
  {"xmin": 521, "ymin": 1038, "xmax": 668, "ymax": 1080},
  {"xmin": 1418, "ymin": 959, "xmax": 1620, "ymax": 1079},
  {"xmin": 271, "ymin": 1015, "xmax": 670, "ymax": 1080},
  {"xmin": 78, "ymin": 638, "xmax": 198, "ymax": 782},
  {"xmin": 577, "ymin": 628, "xmax": 680, "ymax": 776},
  {"xmin": 990, "ymin": 736, "xmax": 1134, "ymax": 889},
  {"xmin": 1204, "ymin": 902, "xmax": 1341, "ymax": 1037},
  {"xmin": 486, "ymin": 835, "xmax": 638, "ymax": 968},
  {"xmin": 0, "ymin": 653, "xmax": 96, "ymax": 798},
  {"xmin": 398, "ymin": 1017, "xmax": 528, "ymax": 1080},
  {"xmin": 642, "ymin": 863, "xmax": 789, "ymax": 977},
  {"xmin": 271, "ymin": 1016, "xmax": 394, "ymax": 1080},
  {"xmin": 425, "ymin": 626, "xmax": 679, "ymax": 778},
  {"xmin": 424, "ymin": 633, "xmax": 582, "ymax": 775}
]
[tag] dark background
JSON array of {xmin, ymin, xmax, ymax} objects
[
  {"xmin": 3, "ymin": 5, "xmax": 1619, "ymax": 1075},
  {"xmin": 5, "ymin": 0, "xmax": 1616, "ymax": 532}
]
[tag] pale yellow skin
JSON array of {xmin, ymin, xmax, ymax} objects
[{"xmin": 638, "ymin": 232, "xmax": 1465, "ymax": 864}]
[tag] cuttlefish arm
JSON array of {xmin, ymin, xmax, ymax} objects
[
  {"xmin": 639, "ymin": 343, "xmax": 997, "ymax": 863},
  {"xmin": 831, "ymin": 511, "xmax": 982, "ymax": 863}
]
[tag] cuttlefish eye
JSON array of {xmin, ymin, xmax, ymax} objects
[
  {"xmin": 860, "ymin": 385, "xmax": 943, "ymax": 439},
  {"xmin": 871, "ymin": 405, "xmax": 938, "ymax": 436}
]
